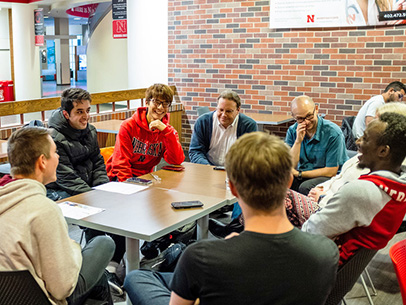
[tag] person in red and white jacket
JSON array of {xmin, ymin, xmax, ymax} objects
[
  {"xmin": 107, "ymin": 84, "xmax": 184, "ymax": 181},
  {"xmin": 302, "ymin": 112, "xmax": 406, "ymax": 265}
]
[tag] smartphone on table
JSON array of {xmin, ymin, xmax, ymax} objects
[
  {"xmin": 162, "ymin": 165, "xmax": 185, "ymax": 171},
  {"xmin": 171, "ymin": 200, "xmax": 204, "ymax": 209},
  {"xmin": 126, "ymin": 177, "xmax": 153, "ymax": 185}
]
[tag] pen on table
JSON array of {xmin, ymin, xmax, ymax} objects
[{"xmin": 150, "ymin": 173, "xmax": 161, "ymax": 181}]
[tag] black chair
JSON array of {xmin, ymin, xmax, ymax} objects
[
  {"xmin": 196, "ymin": 106, "xmax": 210, "ymax": 117},
  {"xmin": 341, "ymin": 116, "xmax": 358, "ymax": 153},
  {"xmin": 0, "ymin": 270, "xmax": 51, "ymax": 305},
  {"xmin": 0, "ymin": 270, "xmax": 108, "ymax": 305},
  {"xmin": 324, "ymin": 247, "xmax": 377, "ymax": 305}
]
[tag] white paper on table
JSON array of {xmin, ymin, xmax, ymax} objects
[
  {"xmin": 58, "ymin": 201, "xmax": 105, "ymax": 219},
  {"xmin": 93, "ymin": 181, "xmax": 149, "ymax": 195}
]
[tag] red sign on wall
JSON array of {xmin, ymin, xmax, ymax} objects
[
  {"xmin": 112, "ymin": 0, "xmax": 127, "ymax": 39},
  {"xmin": 34, "ymin": 8, "xmax": 44, "ymax": 46},
  {"xmin": 112, "ymin": 19, "xmax": 127, "ymax": 39}
]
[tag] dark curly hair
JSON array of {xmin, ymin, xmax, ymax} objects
[
  {"xmin": 378, "ymin": 112, "xmax": 406, "ymax": 166},
  {"xmin": 61, "ymin": 88, "xmax": 92, "ymax": 115}
]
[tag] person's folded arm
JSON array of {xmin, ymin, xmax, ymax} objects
[
  {"xmin": 162, "ymin": 125, "xmax": 185, "ymax": 165},
  {"xmin": 55, "ymin": 145, "xmax": 92, "ymax": 194},
  {"xmin": 90, "ymin": 149, "xmax": 109, "ymax": 186},
  {"xmin": 302, "ymin": 180, "xmax": 382, "ymax": 239},
  {"xmin": 189, "ymin": 120, "xmax": 211, "ymax": 165}
]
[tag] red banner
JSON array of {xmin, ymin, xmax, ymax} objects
[{"xmin": 66, "ymin": 4, "xmax": 98, "ymax": 18}]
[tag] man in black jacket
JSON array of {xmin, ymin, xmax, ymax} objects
[
  {"xmin": 46, "ymin": 88, "xmax": 125, "ymax": 296},
  {"xmin": 46, "ymin": 88, "xmax": 108, "ymax": 199}
]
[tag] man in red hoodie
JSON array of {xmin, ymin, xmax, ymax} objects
[{"xmin": 106, "ymin": 83, "xmax": 184, "ymax": 181}]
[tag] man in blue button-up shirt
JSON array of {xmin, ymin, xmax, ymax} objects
[{"xmin": 285, "ymin": 95, "xmax": 348, "ymax": 195}]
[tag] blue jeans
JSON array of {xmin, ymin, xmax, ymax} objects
[
  {"xmin": 67, "ymin": 236, "xmax": 115, "ymax": 305},
  {"xmin": 46, "ymin": 188, "xmax": 71, "ymax": 201},
  {"xmin": 124, "ymin": 270, "xmax": 173, "ymax": 305}
]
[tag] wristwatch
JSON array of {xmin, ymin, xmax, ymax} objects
[{"xmin": 297, "ymin": 170, "xmax": 303, "ymax": 180}]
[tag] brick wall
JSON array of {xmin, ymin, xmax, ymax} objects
[{"xmin": 168, "ymin": 0, "xmax": 406, "ymax": 148}]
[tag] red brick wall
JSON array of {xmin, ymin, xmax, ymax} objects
[{"xmin": 168, "ymin": 0, "xmax": 406, "ymax": 147}]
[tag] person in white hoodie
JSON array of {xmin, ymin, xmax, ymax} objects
[
  {"xmin": 302, "ymin": 112, "xmax": 406, "ymax": 266},
  {"xmin": 0, "ymin": 127, "xmax": 115, "ymax": 305}
]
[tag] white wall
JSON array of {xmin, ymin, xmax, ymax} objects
[
  {"xmin": 0, "ymin": 9, "xmax": 11, "ymax": 81},
  {"xmin": 127, "ymin": 0, "xmax": 168, "ymax": 88},
  {"xmin": 12, "ymin": 3, "xmax": 41, "ymax": 100},
  {"xmin": 87, "ymin": 10, "xmax": 128, "ymax": 93}
]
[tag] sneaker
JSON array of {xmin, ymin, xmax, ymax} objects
[
  {"xmin": 140, "ymin": 242, "xmax": 186, "ymax": 272},
  {"xmin": 106, "ymin": 270, "xmax": 124, "ymax": 296}
]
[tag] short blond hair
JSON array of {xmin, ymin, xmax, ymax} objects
[
  {"xmin": 225, "ymin": 132, "xmax": 292, "ymax": 212},
  {"xmin": 376, "ymin": 102, "xmax": 406, "ymax": 117},
  {"xmin": 8, "ymin": 127, "xmax": 52, "ymax": 176}
]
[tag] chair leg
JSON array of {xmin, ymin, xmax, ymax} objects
[
  {"xmin": 79, "ymin": 229, "xmax": 85, "ymax": 247},
  {"xmin": 363, "ymin": 268, "xmax": 377, "ymax": 296},
  {"xmin": 360, "ymin": 274, "xmax": 375, "ymax": 305}
]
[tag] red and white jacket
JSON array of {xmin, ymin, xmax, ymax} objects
[
  {"xmin": 106, "ymin": 107, "xmax": 184, "ymax": 181},
  {"xmin": 302, "ymin": 169, "xmax": 406, "ymax": 265}
]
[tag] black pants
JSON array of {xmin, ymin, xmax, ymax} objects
[{"xmin": 290, "ymin": 176, "xmax": 330, "ymax": 196}]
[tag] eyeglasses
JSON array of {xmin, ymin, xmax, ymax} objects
[
  {"xmin": 398, "ymin": 92, "xmax": 404, "ymax": 101},
  {"xmin": 217, "ymin": 108, "xmax": 236, "ymax": 115},
  {"xmin": 293, "ymin": 107, "xmax": 316, "ymax": 123},
  {"xmin": 150, "ymin": 99, "xmax": 171, "ymax": 108}
]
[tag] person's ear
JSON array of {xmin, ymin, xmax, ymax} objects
[
  {"xmin": 378, "ymin": 144, "xmax": 390, "ymax": 158},
  {"xmin": 228, "ymin": 179, "xmax": 239, "ymax": 198},
  {"xmin": 37, "ymin": 154, "xmax": 47, "ymax": 172},
  {"xmin": 287, "ymin": 173, "xmax": 294, "ymax": 188},
  {"xmin": 62, "ymin": 110, "xmax": 70, "ymax": 120}
]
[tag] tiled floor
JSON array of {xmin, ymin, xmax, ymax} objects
[{"xmin": 42, "ymin": 79, "xmax": 87, "ymax": 98}]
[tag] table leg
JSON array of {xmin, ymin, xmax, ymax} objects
[
  {"xmin": 125, "ymin": 237, "xmax": 140, "ymax": 305},
  {"xmin": 197, "ymin": 215, "xmax": 209, "ymax": 240},
  {"xmin": 126, "ymin": 237, "xmax": 140, "ymax": 272}
]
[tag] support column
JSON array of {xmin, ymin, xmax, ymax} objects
[
  {"xmin": 127, "ymin": 0, "xmax": 168, "ymax": 88},
  {"xmin": 11, "ymin": 3, "xmax": 41, "ymax": 100},
  {"xmin": 54, "ymin": 17, "xmax": 70, "ymax": 85}
]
